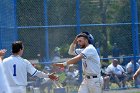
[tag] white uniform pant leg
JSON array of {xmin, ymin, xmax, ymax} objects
[
  {"xmin": 78, "ymin": 79, "xmax": 88, "ymax": 93},
  {"xmin": 11, "ymin": 86, "xmax": 26, "ymax": 93},
  {"xmin": 78, "ymin": 77, "xmax": 103, "ymax": 93}
]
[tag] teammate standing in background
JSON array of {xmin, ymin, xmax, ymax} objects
[
  {"xmin": 0, "ymin": 49, "xmax": 12, "ymax": 93},
  {"xmin": 53, "ymin": 32, "xmax": 103, "ymax": 93},
  {"xmin": 2, "ymin": 41, "xmax": 57, "ymax": 93}
]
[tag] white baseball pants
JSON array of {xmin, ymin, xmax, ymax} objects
[
  {"xmin": 11, "ymin": 86, "xmax": 26, "ymax": 93},
  {"xmin": 78, "ymin": 77, "xmax": 103, "ymax": 93}
]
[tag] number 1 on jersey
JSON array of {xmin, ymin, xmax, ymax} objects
[{"xmin": 13, "ymin": 64, "xmax": 16, "ymax": 76}]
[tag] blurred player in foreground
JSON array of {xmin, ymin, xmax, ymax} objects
[
  {"xmin": 133, "ymin": 67, "xmax": 140, "ymax": 87},
  {"xmin": 53, "ymin": 32, "xmax": 103, "ymax": 93},
  {"xmin": 0, "ymin": 49, "xmax": 12, "ymax": 93},
  {"xmin": 2, "ymin": 41, "xmax": 57, "ymax": 93},
  {"xmin": 133, "ymin": 66, "xmax": 140, "ymax": 85}
]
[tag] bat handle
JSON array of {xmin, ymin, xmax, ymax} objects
[{"xmin": 53, "ymin": 80, "xmax": 60, "ymax": 88}]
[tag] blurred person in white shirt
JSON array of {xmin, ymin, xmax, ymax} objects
[
  {"xmin": 0, "ymin": 49, "xmax": 12, "ymax": 93},
  {"xmin": 126, "ymin": 59, "xmax": 140, "ymax": 81},
  {"xmin": 104, "ymin": 59, "xmax": 127, "ymax": 89}
]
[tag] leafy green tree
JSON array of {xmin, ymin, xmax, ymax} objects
[{"xmin": 110, "ymin": 0, "xmax": 132, "ymax": 55}]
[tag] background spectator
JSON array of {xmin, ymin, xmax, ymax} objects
[
  {"xmin": 112, "ymin": 43, "xmax": 120, "ymax": 58},
  {"xmin": 126, "ymin": 59, "xmax": 140, "ymax": 85},
  {"xmin": 103, "ymin": 59, "xmax": 127, "ymax": 89}
]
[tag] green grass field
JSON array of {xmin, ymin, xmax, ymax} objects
[{"xmin": 103, "ymin": 88, "xmax": 140, "ymax": 93}]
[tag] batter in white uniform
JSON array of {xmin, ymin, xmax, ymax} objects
[
  {"xmin": 0, "ymin": 49, "xmax": 12, "ymax": 93},
  {"xmin": 53, "ymin": 32, "xmax": 103, "ymax": 93},
  {"xmin": 2, "ymin": 41, "xmax": 57, "ymax": 93}
]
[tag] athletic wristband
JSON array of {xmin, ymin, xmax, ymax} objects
[{"xmin": 63, "ymin": 62, "xmax": 67, "ymax": 66}]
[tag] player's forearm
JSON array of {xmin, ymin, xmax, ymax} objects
[
  {"xmin": 134, "ymin": 68, "xmax": 140, "ymax": 77},
  {"xmin": 67, "ymin": 54, "xmax": 82, "ymax": 65},
  {"xmin": 68, "ymin": 36, "xmax": 77, "ymax": 55},
  {"xmin": 35, "ymin": 71, "xmax": 49, "ymax": 78},
  {"xmin": 0, "ymin": 58, "xmax": 2, "ymax": 62},
  {"xmin": 68, "ymin": 43, "xmax": 76, "ymax": 55},
  {"xmin": 54, "ymin": 54, "xmax": 82, "ymax": 67}
]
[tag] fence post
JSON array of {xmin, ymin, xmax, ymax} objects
[
  {"xmin": 44, "ymin": 0, "xmax": 49, "ymax": 61},
  {"xmin": 13, "ymin": 0, "xmax": 18, "ymax": 40},
  {"xmin": 0, "ymin": 0, "xmax": 18, "ymax": 56},
  {"xmin": 76, "ymin": 0, "xmax": 83, "ymax": 84},
  {"xmin": 130, "ymin": 0, "xmax": 139, "ymax": 87}
]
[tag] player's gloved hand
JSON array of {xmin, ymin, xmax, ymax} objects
[{"xmin": 48, "ymin": 72, "xmax": 59, "ymax": 81}]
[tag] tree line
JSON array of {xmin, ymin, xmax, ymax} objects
[{"xmin": 17, "ymin": 0, "xmax": 140, "ymax": 59}]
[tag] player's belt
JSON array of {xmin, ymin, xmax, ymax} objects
[{"xmin": 86, "ymin": 75, "xmax": 97, "ymax": 79}]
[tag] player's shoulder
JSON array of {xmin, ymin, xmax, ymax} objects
[
  {"xmin": 107, "ymin": 64, "xmax": 113, "ymax": 68},
  {"xmin": 18, "ymin": 57, "xmax": 31, "ymax": 66},
  {"xmin": 20, "ymin": 58, "xmax": 30, "ymax": 63},
  {"xmin": 126, "ymin": 62, "xmax": 131, "ymax": 66},
  {"xmin": 85, "ymin": 44, "xmax": 95, "ymax": 51},
  {"xmin": 117, "ymin": 64, "xmax": 122, "ymax": 68},
  {"xmin": 3, "ymin": 56, "xmax": 13, "ymax": 62},
  {"xmin": 88, "ymin": 44, "xmax": 94, "ymax": 48}
]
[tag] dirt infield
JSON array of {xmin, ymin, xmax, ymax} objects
[{"xmin": 103, "ymin": 88, "xmax": 140, "ymax": 93}]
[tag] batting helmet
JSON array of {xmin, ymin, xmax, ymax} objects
[{"xmin": 81, "ymin": 32, "xmax": 94, "ymax": 44}]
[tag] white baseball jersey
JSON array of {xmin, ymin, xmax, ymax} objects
[
  {"xmin": 0, "ymin": 62, "xmax": 12, "ymax": 93},
  {"xmin": 74, "ymin": 44, "xmax": 103, "ymax": 93},
  {"xmin": 75, "ymin": 44, "xmax": 101, "ymax": 76},
  {"xmin": 2, "ymin": 55, "xmax": 37, "ymax": 86},
  {"xmin": 106, "ymin": 64, "xmax": 124, "ymax": 75},
  {"xmin": 126, "ymin": 62, "xmax": 140, "ymax": 72}
]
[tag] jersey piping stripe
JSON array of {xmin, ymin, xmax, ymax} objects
[
  {"xmin": 81, "ymin": 53, "xmax": 87, "ymax": 59},
  {"xmin": 75, "ymin": 50, "xmax": 78, "ymax": 55},
  {"xmin": 31, "ymin": 70, "xmax": 38, "ymax": 77}
]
